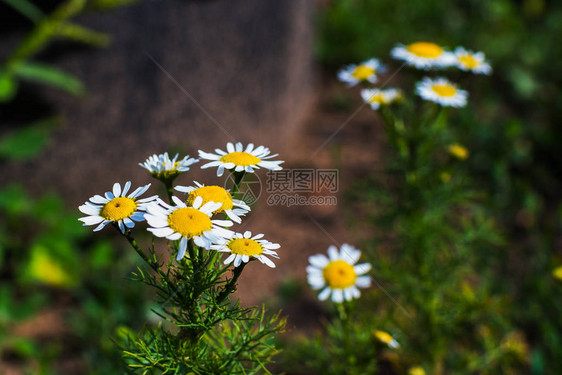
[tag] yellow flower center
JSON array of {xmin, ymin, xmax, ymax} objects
[
  {"xmin": 374, "ymin": 330, "xmax": 394, "ymax": 345},
  {"xmin": 352, "ymin": 65, "xmax": 375, "ymax": 80},
  {"xmin": 167, "ymin": 207, "xmax": 212, "ymax": 238},
  {"xmin": 186, "ymin": 186, "xmax": 234, "ymax": 212},
  {"xmin": 227, "ymin": 238, "xmax": 263, "ymax": 256},
  {"xmin": 100, "ymin": 197, "xmax": 137, "ymax": 221},
  {"xmin": 448, "ymin": 144, "xmax": 469, "ymax": 160},
  {"xmin": 220, "ymin": 152, "xmax": 261, "ymax": 166},
  {"xmin": 369, "ymin": 94, "xmax": 386, "ymax": 104},
  {"xmin": 458, "ymin": 54, "xmax": 479, "ymax": 69},
  {"xmin": 323, "ymin": 260, "xmax": 357, "ymax": 289},
  {"xmin": 406, "ymin": 42, "xmax": 443, "ymax": 58},
  {"xmin": 431, "ymin": 84, "xmax": 457, "ymax": 97}
]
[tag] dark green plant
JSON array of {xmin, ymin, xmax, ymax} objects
[
  {"xmin": 80, "ymin": 155, "xmax": 286, "ymax": 374},
  {"xmin": 316, "ymin": 1, "xmax": 562, "ymax": 372}
]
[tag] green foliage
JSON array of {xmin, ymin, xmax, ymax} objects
[
  {"xmin": 282, "ymin": 312, "xmax": 379, "ymax": 375},
  {"xmin": 0, "ymin": 184, "xmax": 151, "ymax": 373},
  {"xmin": 0, "ymin": 118, "xmax": 57, "ymax": 161},
  {"xmin": 314, "ymin": 1, "xmax": 562, "ymax": 372},
  {"xmin": 13, "ymin": 62, "xmax": 85, "ymax": 96},
  {"xmin": 282, "ymin": 37, "xmax": 533, "ymax": 371}
]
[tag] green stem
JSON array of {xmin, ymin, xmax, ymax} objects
[
  {"xmin": 336, "ymin": 302, "xmax": 352, "ymax": 360},
  {"xmin": 6, "ymin": 0, "xmax": 87, "ymax": 68},
  {"xmin": 231, "ymin": 171, "xmax": 246, "ymax": 199},
  {"xmin": 123, "ymin": 229, "xmax": 179, "ymax": 297},
  {"xmin": 216, "ymin": 262, "xmax": 247, "ymax": 304},
  {"xmin": 163, "ymin": 179, "xmax": 174, "ymax": 204},
  {"xmin": 187, "ymin": 238, "xmax": 197, "ymax": 263}
]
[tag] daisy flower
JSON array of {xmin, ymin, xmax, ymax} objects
[
  {"xmin": 144, "ymin": 196, "xmax": 234, "ymax": 260},
  {"xmin": 360, "ymin": 88, "xmax": 402, "ymax": 110},
  {"xmin": 374, "ymin": 330, "xmax": 400, "ymax": 349},
  {"xmin": 199, "ymin": 142, "xmax": 283, "ymax": 177},
  {"xmin": 454, "ymin": 47, "xmax": 491, "ymax": 74},
  {"xmin": 212, "ymin": 231, "xmax": 280, "ymax": 268},
  {"xmin": 307, "ymin": 244, "xmax": 371, "ymax": 303},
  {"xmin": 416, "ymin": 77, "xmax": 468, "ymax": 107},
  {"xmin": 391, "ymin": 41, "xmax": 455, "ymax": 70},
  {"xmin": 174, "ymin": 181, "xmax": 250, "ymax": 223},
  {"xmin": 337, "ymin": 58, "xmax": 385, "ymax": 86},
  {"xmin": 79, "ymin": 182, "xmax": 155, "ymax": 234},
  {"xmin": 139, "ymin": 152, "xmax": 198, "ymax": 180},
  {"xmin": 448, "ymin": 143, "xmax": 469, "ymax": 160}
]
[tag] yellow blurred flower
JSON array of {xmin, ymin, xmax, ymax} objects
[
  {"xmin": 440, "ymin": 172, "xmax": 452, "ymax": 183},
  {"xmin": 409, "ymin": 366, "xmax": 426, "ymax": 375},
  {"xmin": 374, "ymin": 330, "xmax": 400, "ymax": 348},
  {"xmin": 448, "ymin": 143, "xmax": 469, "ymax": 160},
  {"xmin": 553, "ymin": 266, "xmax": 562, "ymax": 280},
  {"xmin": 28, "ymin": 246, "xmax": 73, "ymax": 287},
  {"xmin": 501, "ymin": 332, "xmax": 529, "ymax": 360}
]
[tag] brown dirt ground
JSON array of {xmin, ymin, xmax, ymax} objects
[{"xmin": 233, "ymin": 74, "xmax": 385, "ymax": 329}]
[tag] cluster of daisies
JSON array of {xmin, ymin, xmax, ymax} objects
[
  {"xmin": 79, "ymin": 142, "xmax": 283, "ymax": 268},
  {"xmin": 338, "ymin": 41, "xmax": 491, "ymax": 108}
]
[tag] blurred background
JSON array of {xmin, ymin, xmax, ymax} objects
[{"xmin": 1, "ymin": 0, "xmax": 561, "ymax": 373}]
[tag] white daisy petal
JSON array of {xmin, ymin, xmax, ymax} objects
[
  {"xmin": 260, "ymin": 256, "xmax": 276, "ymax": 268},
  {"xmin": 177, "ymin": 238, "xmax": 188, "ymax": 261},
  {"xmin": 355, "ymin": 276, "xmax": 371, "ymax": 288},
  {"xmin": 234, "ymin": 254, "xmax": 243, "ymax": 267},
  {"xmin": 93, "ymin": 220, "xmax": 111, "ymax": 232},
  {"xmin": 79, "ymin": 216, "xmax": 104, "ymax": 225},
  {"xmin": 200, "ymin": 160, "xmax": 223, "ymax": 169},
  {"xmin": 327, "ymin": 245, "xmax": 339, "ymax": 261},
  {"xmin": 130, "ymin": 212, "xmax": 146, "ymax": 222},
  {"xmin": 224, "ymin": 253, "xmax": 236, "ymax": 265},
  {"xmin": 354, "ymin": 263, "xmax": 372, "ymax": 275},
  {"xmin": 148, "ymin": 226, "xmax": 175, "ymax": 238},
  {"xmin": 217, "ymin": 165, "xmax": 225, "ymax": 177},
  {"xmin": 343, "ymin": 288, "xmax": 353, "ymax": 301},
  {"xmin": 331, "ymin": 289, "xmax": 344, "ymax": 303},
  {"xmin": 118, "ymin": 220, "xmax": 125, "ymax": 233},
  {"xmin": 166, "ymin": 232, "xmax": 182, "ymax": 241},
  {"xmin": 309, "ymin": 254, "xmax": 329, "ymax": 268},
  {"xmin": 122, "ymin": 181, "xmax": 132, "ymax": 196},
  {"xmin": 90, "ymin": 195, "xmax": 108, "ymax": 204},
  {"xmin": 123, "ymin": 217, "xmax": 135, "ymax": 228},
  {"xmin": 79, "ymin": 204, "xmax": 100, "ymax": 216},
  {"xmin": 318, "ymin": 287, "xmax": 332, "ymax": 301},
  {"xmin": 113, "ymin": 182, "xmax": 122, "ymax": 197}
]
